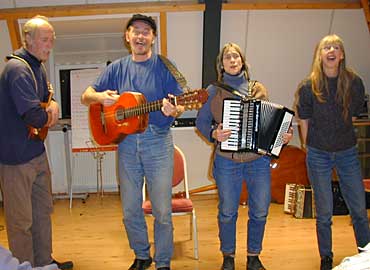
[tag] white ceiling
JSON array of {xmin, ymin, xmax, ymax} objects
[{"xmin": 51, "ymin": 17, "xmax": 129, "ymax": 37}]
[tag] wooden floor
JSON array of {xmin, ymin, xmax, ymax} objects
[{"xmin": 0, "ymin": 193, "xmax": 364, "ymax": 270}]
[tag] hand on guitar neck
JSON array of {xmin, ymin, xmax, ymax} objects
[{"xmin": 162, "ymin": 94, "xmax": 185, "ymax": 117}]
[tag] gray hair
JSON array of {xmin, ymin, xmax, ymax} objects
[{"xmin": 22, "ymin": 15, "xmax": 55, "ymax": 47}]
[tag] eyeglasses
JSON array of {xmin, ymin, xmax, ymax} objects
[{"xmin": 130, "ymin": 28, "xmax": 152, "ymax": 37}]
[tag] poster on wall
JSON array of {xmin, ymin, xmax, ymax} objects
[{"xmin": 70, "ymin": 68, "xmax": 117, "ymax": 152}]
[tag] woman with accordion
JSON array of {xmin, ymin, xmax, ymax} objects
[{"xmin": 196, "ymin": 42, "xmax": 292, "ymax": 270}]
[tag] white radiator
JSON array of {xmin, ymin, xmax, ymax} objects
[
  {"xmin": 70, "ymin": 151, "xmax": 118, "ymax": 193},
  {"xmin": 46, "ymin": 130, "xmax": 119, "ymax": 194}
]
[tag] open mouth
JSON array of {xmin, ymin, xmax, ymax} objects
[
  {"xmin": 327, "ymin": 55, "xmax": 336, "ymax": 61},
  {"xmin": 134, "ymin": 40, "xmax": 146, "ymax": 48}
]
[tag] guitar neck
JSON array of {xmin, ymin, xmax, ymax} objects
[
  {"xmin": 119, "ymin": 99, "xmax": 165, "ymax": 119},
  {"xmin": 116, "ymin": 89, "xmax": 208, "ymax": 121}
]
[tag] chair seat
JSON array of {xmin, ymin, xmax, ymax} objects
[
  {"xmin": 364, "ymin": 179, "xmax": 370, "ymax": 192},
  {"xmin": 142, "ymin": 198, "xmax": 193, "ymax": 214},
  {"xmin": 141, "ymin": 145, "xmax": 199, "ymax": 259}
]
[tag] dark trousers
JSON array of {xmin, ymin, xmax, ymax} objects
[{"xmin": 0, "ymin": 152, "xmax": 53, "ymax": 267}]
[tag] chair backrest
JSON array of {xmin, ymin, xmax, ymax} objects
[
  {"xmin": 173, "ymin": 145, "xmax": 185, "ymax": 187},
  {"xmin": 172, "ymin": 145, "xmax": 190, "ymax": 198},
  {"xmin": 142, "ymin": 145, "xmax": 190, "ymax": 201}
]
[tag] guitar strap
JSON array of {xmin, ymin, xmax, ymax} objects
[
  {"xmin": 158, "ymin": 54, "xmax": 190, "ymax": 91},
  {"xmin": 8, "ymin": 54, "xmax": 38, "ymax": 93},
  {"xmin": 7, "ymin": 54, "xmax": 52, "ymax": 98}
]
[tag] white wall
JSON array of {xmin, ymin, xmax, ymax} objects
[
  {"xmin": 0, "ymin": 6, "xmax": 369, "ymax": 193},
  {"xmin": 0, "ymin": 20, "xmax": 13, "ymax": 72},
  {"xmin": 332, "ymin": 9, "xmax": 370, "ymax": 90},
  {"xmin": 220, "ymin": 9, "xmax": 370, "ymax": 110},
  {"xmin": 0, "ymin": 0, "xmax": 177, "ymax": 9},
  {"xmin": 167, "ymin": 11, "xmax": 203, "ymax": 90}
]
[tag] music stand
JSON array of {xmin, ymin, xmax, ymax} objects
[
  {"xmin": 85, "ymin": 139, "xmax": 106, "ymax": 197},
  {"xmin": 53, "ymin": 124, "xmax": 89, "ymax": 208}
]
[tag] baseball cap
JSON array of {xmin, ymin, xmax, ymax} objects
[{"xmin": 126, "ymin": 14, "xmax": 157, "ymax": 35}]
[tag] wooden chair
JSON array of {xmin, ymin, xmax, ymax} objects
[{"xmin": 142, "ymin": 145, "xmax": 199, "ymax": 259}]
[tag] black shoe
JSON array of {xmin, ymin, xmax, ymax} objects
[
  {"xmin": 247, "ymin": 256, "xmax": 266, "ymax": 270},
  {"xmin": 51, "ymin": 259, "xmax": 73, "ymax": 270},
  {"xmin": 221, "ymin": 255, "xmax": 235, "ymax": 270},
  {"xmin": 157, "ymin": 268, "xmax": 170, "ymax": 270},
  {"xmin": 320, "ymin": 256, "xmax": 333, "ymax": 270},
  {"xmin": 128, "ymin": 257, "xmax": 153, "ymax": 270}
]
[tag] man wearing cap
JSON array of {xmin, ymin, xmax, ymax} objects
[{"xmin": 81, "ymin": 14, "xmax": 185, "ymax": 270}]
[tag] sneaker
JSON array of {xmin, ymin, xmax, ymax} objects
[
  {"xmin": 247, "ymin": 256, "xmax": 266, "ymax": 270},
  {"xmin": 128, "ymin": 257, "xmax": 153, "ymax": 270},
  {"xmin": 320, "ymin": 256, "xmax": 333, "ymax": 270},
  {"xmin": 221, "ymin": 255, "xmax": 235, "ymax": 270},
  {"xmin": 51, "ymin": 259, "xmax": 73, "ymax": 270}
]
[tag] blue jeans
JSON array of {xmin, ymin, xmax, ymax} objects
[
  {"xmin": 213, "ymin": 154, "xmax": 271, "ymax": 255},
  {"xmin": 118, "ymin": 124, "xmax": 174, "ymax": 268},
  {"xmin": 307, "ymin": 146, "xmax": 370, "ymax": 258}
]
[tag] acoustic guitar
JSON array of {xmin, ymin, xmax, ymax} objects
[
  {"xmin": 28, "ymin": 84, "xmax": 54, "ymax": 141},
  {"xmin": 89, "ymin": 89, "xmax": 209, "ymax": 146}
]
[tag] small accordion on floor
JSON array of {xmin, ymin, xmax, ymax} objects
[
  {"xmin": 284, "ymin": 183, "xmax": 316, "ymax": 219},
  {"xmin": 221, "ymin": 98, "xmax": 294, "ymax": 158}
]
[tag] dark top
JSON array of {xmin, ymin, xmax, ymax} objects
[
  {"xmin": 0, "ymin": 48, "xmax": 49, "ymax": 165},
  {"xmin": 296, "ymin": 75, "xmax": 365, "ymax": 152}
]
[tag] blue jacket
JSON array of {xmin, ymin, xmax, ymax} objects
[{"xmin": 0, "ymin": 48, "xmax": 49, "ymax": 164}]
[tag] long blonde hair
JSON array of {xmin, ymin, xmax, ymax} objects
[
  {"xmin": 216, "ymin": 42, "xmax": 250, "ymax": 81},
  {"xmin": 310, "ymin": 34, "xmax": 356, "ymax": 119}
]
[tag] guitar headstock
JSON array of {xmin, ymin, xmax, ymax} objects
[{"xmin": 177, "ymin": 89, "xmax": 208, "ymax": 111}]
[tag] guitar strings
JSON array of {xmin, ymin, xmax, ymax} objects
[{"xmin": 95, "ymin": 90, "xmax": 205, "ymax": 119}]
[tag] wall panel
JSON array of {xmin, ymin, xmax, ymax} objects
[
  {"xmin": 220, "ymin": 9, "xmax": 370, "ymax": 110},
  {"xmin": 0, "ymin": 0, "xmax": 14, "ymax": 9},
  {"xmin": 246, "ymin": 9, "xmax": 331, "ymax": 108},
  {"xmin": 0, "ymin": 20, "xmax": 13, "ymax": 73},
  {"xmin": 167, "ymin": 11, "xmax": 203, "ymax": 90},
  {"xmin": 220, "ymin": 10, "xmax": 249, "ymax": 52},
  {"xmin": 331, "ymin": 9, "xmax": 370, "ymax": 92},
  {"xmin": 14, "ymin": 0, "xmax": 85, "ymax": 7}
]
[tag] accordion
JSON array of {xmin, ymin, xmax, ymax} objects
[
  {"xmin": 221, "ymin": 98, "xmax": 294, "ymax": 157},
  {"xmin": 284, "ymin": 183, "xmax": 298, "ymax": 214},
  {"xmin": 294, "ymin": 185, "xmax": 316, "ymax": 219},
  {"xmin": 284, "ymin": 183, "xmax": 316, "ymax": 218}
]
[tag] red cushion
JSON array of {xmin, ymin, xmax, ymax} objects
[
  {"xmin": 142, "ymin": 198, "xmax": 193, "ymax": 214},
  {"xmin": 172, "ymin": 198, "xmax": 193, "ymax": 213},
  {"xmin": 364, "ymin": 179, "xmax": 370, "ymax": 191}
]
